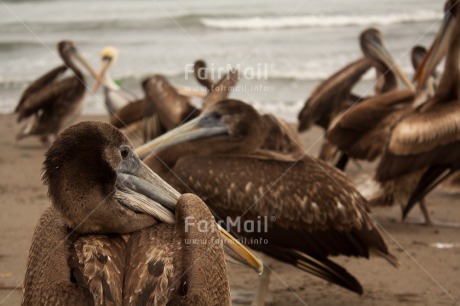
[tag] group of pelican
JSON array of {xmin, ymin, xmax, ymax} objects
[{"xmin": 19, "ymin": 1, "xmax": 459, "ymax": 305}]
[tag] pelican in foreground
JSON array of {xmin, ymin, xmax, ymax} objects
[
  {"xmin": 376, "ymin": 0, "xmax": 460, "ymax": 226},
  {"xmin": 23, "ymin": 121, "xmax": 262, "ymax": 305},
  {"xmin": 15, "ymin": 40, "xmax": 96, "ymax": 145},
  {"xmin": 136, "ymin": 99, "xmax": 398, "ymax": 304}
]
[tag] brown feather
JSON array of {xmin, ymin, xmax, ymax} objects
[{"xmin": 298, "ymin": 57, "xmax": 373, "ymax": 131}]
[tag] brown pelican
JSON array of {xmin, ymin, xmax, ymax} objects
[
  {"xmin": 22, "ymin": 121, "xmax": 262, "ymax": 305},
  {"xmin": 135, "ymin": 99, "xmax": 398, "ymax": 303},
  {"xmin": 376, "ymin": 0, "xmax": 460, "ymax": 225},
  {"xmin": 14, "ymin": 40, "xmax": 96, "ymax": 146},
  {"xmin": 298, "ymin": 28, "xmax": 414, "ymax": 134},
  {"xmin": 93, "ymin": 47, "xmax": 139, "ymax": 117}
]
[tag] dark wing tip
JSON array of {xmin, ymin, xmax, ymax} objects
[{"xmin": 295, "ymin": 252, "xmax": 363, "ymax": 295}]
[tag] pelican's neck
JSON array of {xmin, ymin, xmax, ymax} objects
[
  {"xmin": 436, "ymin": 20, "xmax": 460, "ymax": 102},
  {"xmin": 63, "ymin": 54, "xmax": 83, "ymax": 79},
  {"xmin": 103, "ymin": 72, "xmax": 121, "ymax": 91},
  {"xmin": 374, "ymin": 61, "xmax": 398, "ymax": 93}
]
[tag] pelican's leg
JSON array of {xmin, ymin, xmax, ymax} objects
[
  {"xmin": 419, "ymin": 199, "xmax": 433, "ymax": 226},
  {"xmin": 404, "ymin": 199, "xmax": 460, "ymax": 228},
  {"xmin": 231, "ymin": 262, "xmax": 273, "ymax": 306},
  {"xmin": 253, "ymin": 263, "xmax": 271, "ymax": 306}
]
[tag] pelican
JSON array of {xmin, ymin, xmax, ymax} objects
[
  {"xmin": 92, "ymin": 47, "xmax": 139, "ymax": 117},
  {"xmin": 15, "ymin": 40, "xmax": 96, "ymax": 146},
  {"xmin": 376, "ymin": 0, "xmax": 460, "ymax": 225},
  {"xmin": 298, "ymin": 28, "xmax": 414, "ymax": 134},
  {"xmin": 135, "ymin": 99, "xmax": 398, "ymax": 304},
  {"xmin": 22, "ymin": 121, "xmax": 262, "ymax": 305}
]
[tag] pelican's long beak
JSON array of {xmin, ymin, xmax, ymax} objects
[
  {"xmin": 74, "ymin": 51, "xmax": 98, "ymax": 80},
  {"xmin": 93, "ymin": 58, "xmax": 111, "ymax": 92},
  {"xmin": 116, "ymin": 146, "xmax": 263, "ymax": 274},
  {"xmin": 414, "ymin": 10, "xmax": 454, "ymax": 91},
  {"xmin": 368, "ymin": 38, "xmax": 415, "ymax": 91},
  {"xmin": 135, "ymin": 113, "xmax": 228, "ymax": 159}
]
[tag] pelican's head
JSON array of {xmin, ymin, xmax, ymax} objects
[
  {"xmin": 93, "ymin": 46, "xmax": 119, "ymax": 91},
  {"xmin": 414, "ymin": 0, "xmax": 458, "ymax": 91},
  {"xmin": 360, "ymin": 28, "xmax": 414, "ymax": 90},
  {"xmin": 57, "ymin": 40, "xmax": 97, "ymax": 78},
  {"xmin": 135, "ymin": 99, "xmax": 267, "ymax": 160},
  {"xmin": 411, "ymin": 45, "xmax": 427, "ymax": 71}
]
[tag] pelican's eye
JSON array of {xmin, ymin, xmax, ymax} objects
[{"xmin": 120, "ymin": 145, "xmax": 131, "ymax": 160}]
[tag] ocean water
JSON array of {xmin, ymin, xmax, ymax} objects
[{"xmin": 0, "ymin": 0, "xmax": 443, "ymax": 120}]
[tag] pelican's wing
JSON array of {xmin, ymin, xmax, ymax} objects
[
  {"xmin": 260, "ymin": 114, "xmax": 304, "ymax": 156},
  {"xmin": 171, "ymin": 154, "xmax": 397, "ymax": 292},
  {"xmin": 22, "ymin": 207, "xmax": 92, "ymax": 305},
  {"xmin": 123, "ymin": 226, "xmax": 176, "ymax": 305},
  {"xmin": 15, "ymin": 65, "xmax": 67, "ymax": 113},
  {"xmin": 327, "ymin": 89, "xmax": 415, "ymax": 160},
  {"xmin": 388, "ymin": 102, "xmax": 460, "ymax": 155},
  {"xmin": 169, "ymin": 194, "xmax": 230, "ymax": 304},
  {"xmin": 202, "ymin": 69, "xmax": 239, "ymax": 110},
  {"xmin": 174, "ymin": 154, "xmax": 394, "ymax": 253},
  {"xmin": 298, "ymin": 57, "xmax": 373, "ymax": 131},
  {"xmin": 71, "ymin": 235, "xmax": 126, "ymax": 306},
  {"xmin": 377, "ymin": 102, "xmax": 460, "ymax": 181},
  {"xmin": 16, "ymin": 77, "xmax": 78, "ymax": 122}
]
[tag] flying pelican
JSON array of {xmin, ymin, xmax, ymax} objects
[
  {"xmin": 376, "ymin": 0, "xmax": 460, "ymax": 225},
  {"xmin": 22, "ymin": 121, "xmax": 262, "ymax": 304},
  {"xmin": 15, "ymin": 40, "xmax": 96, "ymax": 146},
  {"xmin": 298, "ymin": 28, "xmax": 414, "ymax": 134},
  {"xmin": 135, "ymin": 99, "xmax": 398, "ymax": 304}
]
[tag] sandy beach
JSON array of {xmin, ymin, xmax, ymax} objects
[{"xmin": 0, "ymin": 113, "xmax": 459, "ymax": 305}]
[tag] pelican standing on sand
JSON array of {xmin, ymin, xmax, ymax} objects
[
  {"xmin": 22, "ymin": 121, "xmax": 262, "ymax": 305},
  {"xmin": 15, "ymin": 40, "xmax": 96, "ymax": 145},
  {"xmin": 376, "ymin": 0, "xmax": 460, "ymax": 225},
  {"xmin": 136, "ymin": 99, "xmax": 398, "ymax": 304}
]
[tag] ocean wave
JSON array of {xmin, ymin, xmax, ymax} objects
[{"xmin": 200, "ymin": 11, "xmax": 442, "ymax": 30}]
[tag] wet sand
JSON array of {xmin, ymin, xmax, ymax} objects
[{"xmin": 0, "ymin": 114, "xmax": 459, "ymax": 305}]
